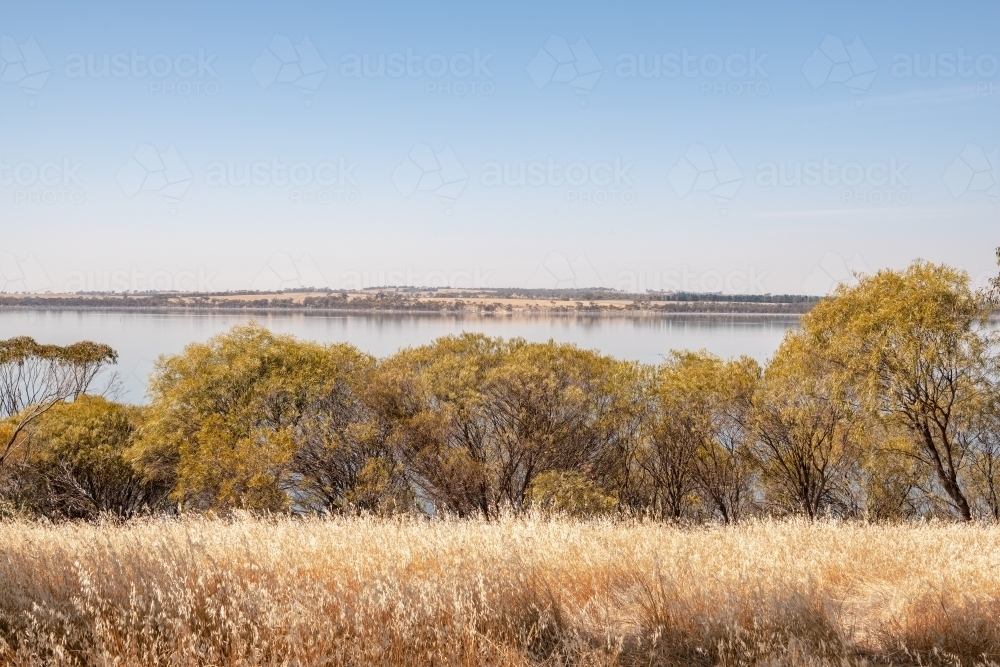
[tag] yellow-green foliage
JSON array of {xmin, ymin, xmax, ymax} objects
[
  {"xmin": 4, "ymin": 396, "xmax": 163, "ymax": 519},
  {"xmin": 803, "ymin": 261, "xmax": 994, "ymax": 520},
  {"xmin": 29, "ymin": 395, "xmax": 138, "ymax": 472},
  {"xmin": 639, "ymin": 350, "xmax": 760, "ymax": 521},
  {"xmin": 527, "ymin": 469, "xmax": 617, "ymax": 516},
  {"xmin": 373, "ymin": 333, "xmax": 643, "ymax": 517},
  {"xmin": 138, "ymin": 323, "xmax": 377, "ymax": 511},
  {"xmin": 5, "ymin": 260, "xmax": 999, "ymax": 523}
]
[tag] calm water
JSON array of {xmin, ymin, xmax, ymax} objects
[{"xmin": 0, "ymin": 311, "xmax": 799, "ymax": 404}]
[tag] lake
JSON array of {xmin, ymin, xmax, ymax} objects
[{"xmin": 0, "ymin": 311, "xmax": 799, "ymax": 403}]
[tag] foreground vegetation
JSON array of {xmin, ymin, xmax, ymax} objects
[
  {"xmin": 1, "ymin": 258, "xmax": 1000, "ymax": 665},
  {"xmin": 1, "ymin": 517, "xmax": 999, "ymax": 666},
  {"xmin": 1, "ymin": 259, "xmax": 999, "ymax": 522}
]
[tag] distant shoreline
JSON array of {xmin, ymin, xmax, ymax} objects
[
  {"xmin": 0, "ymin": 290, "xmax": 819, "ymax": 317},
  {"xmin": 0, "ymin": 305, "xmax": 806, "ymax": 318}
]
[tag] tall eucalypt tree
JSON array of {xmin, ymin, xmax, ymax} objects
[{"xmin": 802, "ymin": 261, "xmax": 994, "ymax": 520}]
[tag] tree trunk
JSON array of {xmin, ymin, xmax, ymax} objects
[{"xmin": 921, "ymin": 426, "xmax": 972, "ymax": 521}]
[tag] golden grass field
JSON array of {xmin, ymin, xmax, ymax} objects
[{"xmin": 1, "ymin": 518, "xmax": 998, "ymax": 666}]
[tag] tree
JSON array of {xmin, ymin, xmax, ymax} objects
[
  {"xmin": 963, "ymin": 381, "xmax": 1000, "ymax": 520},
  {"xmin": 138, "ymin": 323, "xmax": 384, "ymax": 512},
  {"xmin": 478, "ymin": 341, "xmax": 641, "ymax": 514},
  {"xmin": 803, "ymin": 261, "xmax": 992, "ymax": 520},
  {"xmin": 854, "ymin": 424, "xmax": 924, "ymax": 521},
  {"xmin": 690, "ymin": 354, "xmax": 761, "ymax": 523},
  {"xmin": 290, "ymin": 379, "xmax": 410, "ymax": 514},
  {"xmin": 371, "ymin": 333, "xmax": 508, "ymax": 517},
  {"xmin": 972, "ymin": 248, "xmax": 1000, "ymax": 519},
  {"xmin": 373, "ymin": 334, "xmax": 643, "ymax": 518},
  {"xmin": 638, "ymin": 353, "xmax": 705, "ymax": 520},
  {"xmin": 0, "ymin": 337, "xmax": 116, "ymax": 473},
  {"xmin": 751, "ymin": 333, "xmax": 860, "ymax": 518},
  {"xmin": 635, "ymin": 352, "xmax": 760, "ymax": 522},
  {"xmin": 5, "ymin": 396, "xmax": 166, "ymax": 519}
]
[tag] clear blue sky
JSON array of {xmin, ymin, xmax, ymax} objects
[{"xmin": 1, "ymin": 0, "xmax": 997, "ymax": 294}]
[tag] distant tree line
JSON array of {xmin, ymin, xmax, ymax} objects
[
  {"xmin": 0, "ymin": 293, "xmax": 816, "ymax": 314},
  {"xmin": 1, "ymin": 260, "xmax": 998, "ymax": 522},
  {"xmin": 641, "ymin": 292, "xmax": 820, "ymax": 304},
  {"xmin": 453, "ymin": 288, "xmax": 821, "ymax": 305},
  {"xmin": 0, "ymin": 292, "xmax": 458, "ymax": 312},
  {"xmin": 0, "ymin": 286, "xmax": 823, "ymax": 314}
]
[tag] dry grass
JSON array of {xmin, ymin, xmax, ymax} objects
[{"xmin": 0, "ymin": 518, "xmax": 998, "ymax": 666}]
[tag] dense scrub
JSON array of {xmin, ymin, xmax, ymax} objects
[{"xmin": 1, "ymin": 260, "xmax": 999, "ymax": 522}]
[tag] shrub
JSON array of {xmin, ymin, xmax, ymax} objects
[
  {"xmin": 527, "ymin": 470, "xmax": 617, "ymax": 517},
  {"xmin": 6, "ymin": 396, "xmax": 167, "ymax": 519}
]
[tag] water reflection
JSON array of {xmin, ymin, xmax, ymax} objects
[{"xmin": 0, "ymin": 311, "xmax": 800, "ymax": 403}]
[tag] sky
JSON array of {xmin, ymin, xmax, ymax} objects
[{"xmin": 1, "ymin": 0, "xmax": 998, "ymax": 295}]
